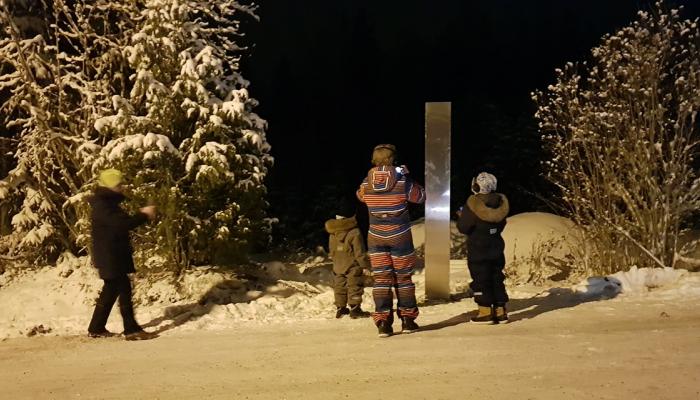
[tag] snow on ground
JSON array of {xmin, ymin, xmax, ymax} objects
[
  {"xmin": 1, "ymin": 253, "xmax": 699, "ymax": 340},
  {"xmin": 573, "ymin": 266, "xmax": 692, "ymax": 297},
  {"xmin": 0, "ymin": 253, "xmax": 343, "ymax": 338},
  {"xmin": 2, "ymin": 267, "xmax": 700, "ymax": 400},
  {"xmin": 412, "ymin": 212, "xmax": 583, "ymax": 283},
  {"xmin": 2, "ymin": 216, "xmax": 700, "ymax": 399},
  {"xmin": 0, "ymin": 251, "xmax": 377, "ymax": 339},
  {"xmin": 1, "ymin": 212, "xmax": 699, "ymax": 340}
]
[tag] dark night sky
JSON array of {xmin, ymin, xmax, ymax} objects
[{"xmin": 239, "ymin": 1, "xmax": 700, "ymax": 244}]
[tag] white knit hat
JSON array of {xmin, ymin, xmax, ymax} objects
[{"xmin": 476, "ymin": 172, "xmax": 497, "ymax": 194}]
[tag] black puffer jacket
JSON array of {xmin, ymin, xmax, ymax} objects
[
  {"xmin": 88, "ymin": 187, "xmax": 148, "ymax": 279},
  {"xmin": 457, "ymin": 193, "xmax": 509, "ymax": 262}
]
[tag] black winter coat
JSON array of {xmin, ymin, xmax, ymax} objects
[
  {"xmin": 457, "ymin": 193, "xmax": 509, "ymax": 262},
  {"xmin": 89, "ymin": 187, "xmax": 148, "ymax": 279}
]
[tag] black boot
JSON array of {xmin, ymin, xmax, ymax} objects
[
  {"xmin": 124, "ymin": 329, "xmax": 158, "ymax": 341},
  {"xmin": 494, "ymin": 303, "xmax": 509, "ymax": 324},
  {"xmin": 349, "ymin": 305, "xmax": 370, "ymax": 319},
  {"xmin": 87, "ymin": 330, "xmax": 119, "ymax": 338},
  {"xmin": 377, "ymin": 320, "xmax": 393, "ymax": 338},
  {"xmin": 401, "ymin": 317, "xmax": 419, "ymax": 334},
  {"xmin": 335, "ymin": 306, "xmax": 350, "ymax": 319}
]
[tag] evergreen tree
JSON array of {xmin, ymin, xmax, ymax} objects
[
  {"xmin": 0, "ymin": 0, "xmax": 136, "ymax": 259},
  {"xmin": 0, "ymin": 0, "xmax": 273, "ymax": 266}
]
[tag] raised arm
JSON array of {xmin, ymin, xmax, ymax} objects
[
  {"xmin": 356, "ymin": 179, "xmax": 368, "ymax": 203},
  {"xmin": 406, "ymin": 179, "xmax": 426, "ymax": 204},
  {"xmin": 101, "ymin": 207, "xmax": 149, "ymax": 232},
  {"xmin": 457, "ymin": 201, "xmax": 477, "ymax": 235}
]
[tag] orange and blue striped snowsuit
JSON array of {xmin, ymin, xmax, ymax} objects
[{"xmin": 357, "ymin": 166, "xmax": 426, "ymax": 323}]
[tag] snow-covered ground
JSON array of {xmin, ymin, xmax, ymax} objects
[
  {"xmin": 1, "ymin": 248, "xmax": 699, "ymax": 340},
  {"xmin": 1, "ymin": 212, "xmax": 699, "ymax": 339},
  {"xmin": 1, "ymin": 262, "xmax": 699, "ymax": 399},
  {"xmin": 1, "ymin": 212, "xmax": 700, "ymax": 398},
  {"xmin": 0, "ymin": 252, "xmax": 354, "ymax": 339}
]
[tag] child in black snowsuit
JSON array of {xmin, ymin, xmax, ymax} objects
[
  {"xmin": 325, "ymin": 215, "xmax": 371, "ymax": 319},
  {"xmin": 457, "ymin": 172, "xmax": 510, "ymax": 323}
]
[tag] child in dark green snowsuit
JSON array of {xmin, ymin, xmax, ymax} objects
[{"xmin": 325, "ymin": 215, "xmax": 371, "ymax": 319}]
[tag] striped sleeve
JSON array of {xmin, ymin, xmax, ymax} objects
[
  {"xmin": 406, "ymin": 179, "xmax": 426, "ymax": 204},
  {"xmin": 356, "ymin": 178, "xmax": 368, "ymax": 202}
]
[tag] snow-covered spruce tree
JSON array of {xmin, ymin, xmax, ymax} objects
[
  {"xmin": 533, "ymin": 2, "xmax": 700, "ymax": 273},
  {"xmin": 1, "ymin": 0, "xmax": 273, "ymax": 267},
  {"xmin": 0, "ymin": 0, "xmax": 137, "ymax": 260},
  {"xmin": 93, "ymin": 0, "xmax": 273, "ymax": 267}
]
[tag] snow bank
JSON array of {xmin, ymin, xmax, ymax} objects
[
  {"xmin": 612, "ymin": 266, "xmax": 688, "ymax": 293},
  {"xmin": 574, "ymin": 266, "xmax": 691, "ymax": 297},
  {"xmin": 502, "ymin": 212, "xmax": 581, "ymax": 283},
  {"xmin": 412, "ymin": 212, "xmax": 581, "ymax": 283},
  {"xmin": 0, "ymin": 254, "xmax": 371, "ymax": 339},
  {"xmin": 2, "ymin": 250, "xmax": 700, "ymax": 340},
  {"xmin": 0, "ymin": 253, "xmax": 101, "ymax": 339},
  {"xmin": 572, "ymin": 276, "xmax": 623, "ymax": 299}
]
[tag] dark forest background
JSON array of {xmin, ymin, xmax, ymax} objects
[
  {"xmin": 0, "ymin": 1, "xmax": 698, "ymax": 260},
  {"xmin": 237, "ymin": 1, "xmax": 700, "ymax": 248}
]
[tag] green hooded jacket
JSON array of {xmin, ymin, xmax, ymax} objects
[{"xmin": 325, "ymin": 216, "xmax": 369, "ymax": 273}]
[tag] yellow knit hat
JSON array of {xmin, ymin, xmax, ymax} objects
[{"xmin": 97, "ymin": 168, "xmax": 123, "ymax": 188}]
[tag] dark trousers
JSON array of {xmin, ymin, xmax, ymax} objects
[
  {"xmin": 88, "ymin": 275, "xmax": 141, "ymax": 334},
  {"xmin": 468, "ymin": 257, "xmax": 509, "ymax": 307}
]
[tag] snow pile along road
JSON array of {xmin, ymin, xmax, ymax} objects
[
  {"xmin": 573, "ymin": 266, "xmax": 693, "ymax": 298},
  {"xmin": 0, "ymin": 253, "xmax": 374, "ymax": 339},
  {"xmin": 2, "ymin": 251, "xmax": 700, "ymax": 340},
  {"xmin": 412, "ymin": 212, "xmax": 582, "ymax": 283}
]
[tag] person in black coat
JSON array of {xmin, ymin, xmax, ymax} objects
[
  {"xmin": 457, "ymin": 172, "xmax": 510, "ymax": 324},
  {"xmin": 87, "ymin": 169, "xmax": 157, "ymax": 340}
]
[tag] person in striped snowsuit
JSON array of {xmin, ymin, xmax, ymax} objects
[{"xmin": 357, "ymin": 144, "xmax": 426, "ymax": 337}]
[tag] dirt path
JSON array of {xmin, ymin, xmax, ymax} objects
[{"xmin": 1, "ymin": 295, "xmax": 699, "ymax": 400}]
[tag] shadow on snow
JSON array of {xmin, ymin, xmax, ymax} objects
[{"xmin": 419, "ymin": 277, "xmax": 622, "ymax": 332}]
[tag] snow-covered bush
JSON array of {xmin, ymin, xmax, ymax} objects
[
  {"xmin": 533, "ymin": 1, "xmax": 700, "ymax": 273},
  {"xmin": 0, "ymin": 0, "xmax": 273, "ymax": 267}
]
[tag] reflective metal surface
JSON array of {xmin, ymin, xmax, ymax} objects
[{"xmin": 424, "ymin": 102, "xmax": 451, "ymax": 300}]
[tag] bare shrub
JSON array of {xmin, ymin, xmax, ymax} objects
[{"xmin": 533, "ymin": 2, "xmax": 700, "ymax": 274}]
